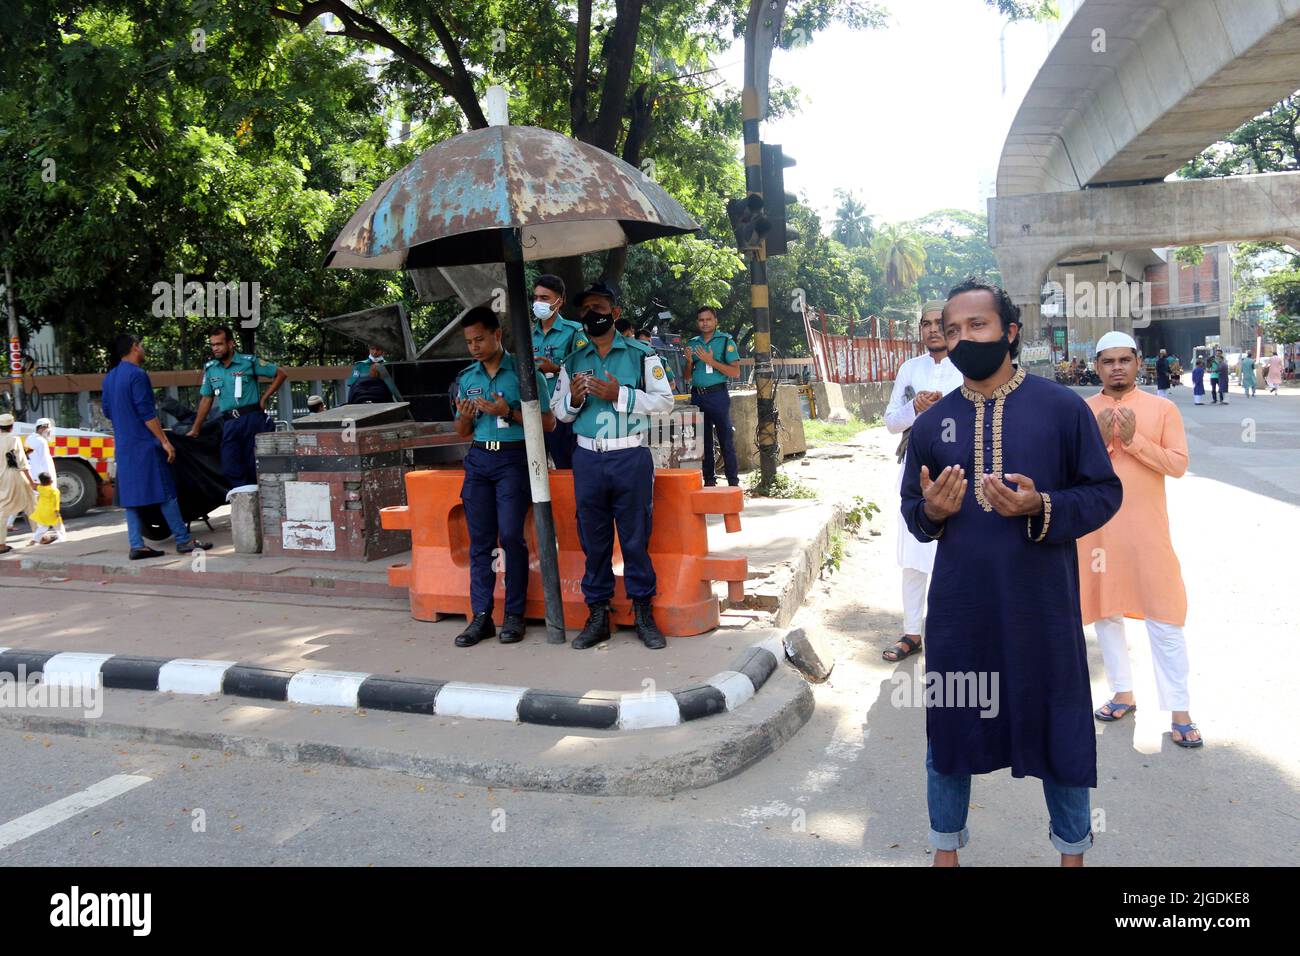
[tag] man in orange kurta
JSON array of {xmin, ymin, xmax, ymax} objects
[{"xmin": 1077, "ymin": 331, "xmax": 1202, "ymax": 748}]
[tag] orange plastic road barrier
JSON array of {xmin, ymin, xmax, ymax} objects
[{"xmin": 382, "ymin": 468, "xmax": 747, "ymax": 637}]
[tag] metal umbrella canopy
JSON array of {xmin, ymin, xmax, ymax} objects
[
  {"xmin": 327, "ymin": 124, "xmax": 699, "ymax": 643},
  {"xmin": 325, "ymin": 125, "xmax": 699, "ymax": 270}
]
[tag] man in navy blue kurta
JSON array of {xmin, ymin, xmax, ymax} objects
[
  {"xmin": 102, "ymin": 335, "xmax": 212, "ymax": 559},
  {"xmin": 901, "ymin": 280, "xmax": 1121, "ymax": 866}
]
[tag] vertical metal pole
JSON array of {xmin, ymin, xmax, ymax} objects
[
  {"xmin": 743, "ymin": 86, "xmax": 779, "ymax": 485},
  {"xmin": 503, "ymin": 228, "xmax": 566, "ymax": 643},
  {"xmin": 4, "ymin": 261, "xmax": 23, "ymax": 417}
]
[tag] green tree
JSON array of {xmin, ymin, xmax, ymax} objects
[
  {"xmin": 831, "ymin": 189, "xmax": 873, "ymax": 248},
  {"xmin": 908, "ymin": 208, "xmax": 1000, "ymax": 301},
  {"xmin": 872, "ymin": 223, "xmax": 927, "ymax": 298},
  {"xmin": 1179, "ymin": 94, "xmax": 1300, "ymax": 179}
]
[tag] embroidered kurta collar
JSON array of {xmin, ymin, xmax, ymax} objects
[
  {"xmin": 965, "ymin": 367, "xmax": 1026, "ymax": 512},
  {"xmin": 960, "ymin": 366, "xmax": 1026, "ymax": 404}
]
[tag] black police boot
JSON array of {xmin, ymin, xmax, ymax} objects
[
  {"xmin": 454, "ymin": 611, "xmax": 496, "ymax": 647},
  {"xmin": 499, "ymin": 613, "xmax": 526, "ymax": 644},
  {"xmin": 129, "ymin": 547, "xmax": 166, "ymax": 560},
  {"xmin": 571, "ymin": 602, "xmax": 612, "ymax": 650},
  {"xmin": 632, "ymin": 601, "xmax": 667, "ymax": 650}
]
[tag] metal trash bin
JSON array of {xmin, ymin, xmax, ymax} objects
[{"xmin": 226, "ymin": 484, "xmax": 262, "ymax": 554}]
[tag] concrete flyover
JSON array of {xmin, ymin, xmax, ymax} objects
[{"xmin": 990, "ymin": 0, "xmax": 1300, "ymax": 351}]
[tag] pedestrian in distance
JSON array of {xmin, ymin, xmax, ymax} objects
[
  {"xmin": 882, "ymin": 300, "xmax": 963, "ymax": 663},
  {"xmin": 1264, "ymin": 350, "xmax": 1283, "ymax": 394},
  {"xmin": 1079, "ymin": 332, "xmax": 1201, "ymax": 748},
  {"xmin": 186, "ymin": 325, "xmax": 287, "ymax": 488},
  {"xmin": 683, "ymin": 306, "xmax": 742, "ymax": 487},
  {"xmin": 1155, "ymin": 349, "xmax": 1171, "ymax": 398},
  {"xmin": 553, "ymin": 280, "xmax": 675, "ymax": 650},
  {"xmin": 1191, "ymin": 358, "xmax": 1206, "ymax": 405},
  {"xmin": 102, "ymin": 334, "xmax": 212, "ymax": 559},
  {"xmin": 1239, "ymin": 350, "xmax": 1256, "ymax": 398},
  {"xmin": 900, "ymin": 278, "xmax": 1122, "ymax": 867},
  {"xmin": 0, "ymin": 413, "xmax": 37, "ymax": 555},
  {"xmin": 451, "ymin": 307, "xmax": 555, "ymax": 647}
]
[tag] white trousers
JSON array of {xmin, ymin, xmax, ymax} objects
[
  {"xmin": 901, "ymin": 567, "xmax": 929, "ymax": 635},
  {"xmin": 1094, "ymin": 615, "xmax": 1190, "ymax": 711}
]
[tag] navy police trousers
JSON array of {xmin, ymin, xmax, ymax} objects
[
  {"xmin": 461, "ymin": 446, "xmax": 531, "ymax": 616},
  {"xmin": 545, "ymin": 418, "xmax": 578, "ymax": 469},
  {"xmin": 572, "ymin": 444, "xmax": 656, "ymax": 604},
  {"xmin": 693, "ymin": 387, "xmax": 739, "ymax": 486},
  {"xmin": 220, "ymin": 408, "xmax": 273, "ymax": 487}
]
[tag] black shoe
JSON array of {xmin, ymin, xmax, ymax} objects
[
  {"xmin": 177, "ymin": 539, "xmax": 213, "ymax": 554},
  {"xmin": 129, "ymin": 547, "xmax": 165, "ymax": 560},
  {"xmin": 633, "ymin": 601, "xmax": 667, "ymax": 650},
  {"xmin": 499, "ymin": 613, "xmax": 526, "ymax": 644},
  {"xmin": 455, "ymin": 612, "xmax": 496, "ymax": 647},
  {"xmin": 572, "ymin": 602, "xmax": 612, "ymax": 649}
]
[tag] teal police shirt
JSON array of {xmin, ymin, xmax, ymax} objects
[
  {"xmin": 533, "ymin": 316, "xmax": 587, "ymax": 396},
  {"xmin": 686, "ymin": 331, "xmax": 740, "ymax": 388},
  {"xmin": 199, "ymin": 353, "xmax": 279, "ymax": 413},
  {"xmin": 554, "ymin": 335, "xmax": 675, "ymax": 440},
  {"xmin": 345, "ymin": 356, "xmax": 402, "ymax": 401},
  {"xmin": 455, "ymin": 351, "xmax": 552, "ymax": 442}
]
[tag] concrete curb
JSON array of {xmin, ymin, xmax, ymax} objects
[
  {"xmin": 0, "ymin": 554, "xmax": 404, "ymax": 600},
  {"xmin": 0, "ymin": 635, "xmax": 786, "ymax": 733},
  {"xmin": 0, "ymin": 656, "xmax": 815, "ymax": 796},
  {"xmin": 738, "ymin": 501, "xmax": 846, "ymax": 628}
]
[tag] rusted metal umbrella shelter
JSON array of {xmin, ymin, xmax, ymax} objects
[{"xmin": 326, "ymin": 124, "xmax": 699, "ymax": 643}]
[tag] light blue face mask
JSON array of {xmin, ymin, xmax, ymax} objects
[{"xmin": 533, "ymin": 301, "xmax": 556, "ymax": 320}]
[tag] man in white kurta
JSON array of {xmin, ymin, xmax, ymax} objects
[
  {"xmin": 882, "ymin": 301, "xmax": 964, "ymax": 661},
  {"xmin": 24, "ymin": 419, "xmax": 57, "ymax": 484}
]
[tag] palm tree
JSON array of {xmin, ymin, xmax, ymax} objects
[
  {"xmin": 872, "ymin": 223, "xmax": 927, "ymax": 296},
  {"xmin": 832, "ymin": 190, "xmax": 874, "ymax": 248}
]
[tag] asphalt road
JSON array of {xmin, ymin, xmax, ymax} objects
[{"xmin": 1, "ymin": 383, "xmax": 1296, "ymax": 866}]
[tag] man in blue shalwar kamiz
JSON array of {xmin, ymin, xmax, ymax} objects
[
  {"xmin": 102, "ymin": 334, "xmax": 213, "ymax": 560},
  {"xmin": 901, "ymin": 279, "xmax": 1122, "ymax": 866}
]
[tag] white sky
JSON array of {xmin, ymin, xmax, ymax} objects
[{"xmin": 716, "ymin": 0, "xmax": 1060, "ymax": 230}]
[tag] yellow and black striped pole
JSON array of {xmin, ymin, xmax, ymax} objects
[{"xmin": 742, "ymin": 86, "xmax": 780, "ymax": 485}]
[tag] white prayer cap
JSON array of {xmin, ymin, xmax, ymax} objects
[
  {"xmin": 1095, "ymin": 331, "xmax": 1138, "ymax": 355},
  {"xmin": 35, "ymin": 418, "xmax": 53, "ymax": 430}
]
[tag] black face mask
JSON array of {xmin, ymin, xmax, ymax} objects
[
  {"xmin": 948, "ymin": 334, "xmax": 1011, "ymax": 381},
  {"xmin": 582, "ymin": 309, "xmax": 615, "ymax": 337}
]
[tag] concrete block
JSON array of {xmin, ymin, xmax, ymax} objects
[
  {"xmin": 782, "ymin": 626, "xmax": 835, "ymax": 683},
  {"xmin": 729, "ymin": 385, "xmax": 807, "ymax": 470},
  {"xmin": 229, "ymin": 490, "xmax": 263, "ymax": 554}
]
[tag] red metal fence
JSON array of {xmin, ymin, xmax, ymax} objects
[{"xmin": 802, "ymin": 309, "xmax": 916, "ymax": 384}]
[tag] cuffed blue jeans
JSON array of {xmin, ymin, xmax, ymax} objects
[
  {"xmin": 926, "ymin": 741, "xmax": 1093, "ymax": 855},
  {"xmin": 125, "ymin": 499, "xmax": 191, "ymax": 550}
]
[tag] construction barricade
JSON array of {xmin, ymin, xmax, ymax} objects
[{"xmin": 381, "ymin": 469, "xmax": 747, "ymax": 637}]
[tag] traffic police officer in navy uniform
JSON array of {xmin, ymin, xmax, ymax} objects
[
  {"xmin": 345, "ymin": 342, "xmax": 402, "ymax": 404},
  {"xmin": 451, "ymin": 307, "xmax": 555, "ymax": 647},
  {"xmin": 531, "ymin": 274, "xmax": 586, "ymax": 469},
  {"xmin": 187, "ymin": 325, "xmax": 288, "ymax": 487},
  {"xmin": 683, "ymin": 306, "xmax": 742, "ymax": 486},
  {"xmin": 553, "ymin": 282, "xmax": 675, "ymax": 650}
]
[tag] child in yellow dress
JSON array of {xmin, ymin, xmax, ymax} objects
[{"xmin": 28, "ymin": 472, "xmax": 66, "ymax": 545}]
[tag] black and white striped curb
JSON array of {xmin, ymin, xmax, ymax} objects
[{"xmin": 0, "ymin": 635, "xmax": 785, "ymax": 732}]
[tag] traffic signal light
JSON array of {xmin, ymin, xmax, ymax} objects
[
  {"xmin": 727, "ymin": 193, "xmax": 767, "ymax": 252},
  {"xmin": 760, "ymin": 143, "xmax": 798, "ymax": 257}
]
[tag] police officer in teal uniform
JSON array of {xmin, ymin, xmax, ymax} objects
[
  {"xmin": 683, "ymin": 306, "xmax": 741, "ymax": 486},
  {"xmin": 451, "ymin": 307, "xmax": 554, "ymax": 647},
  {"xmin": 553, "ymin": 282, "xmax": 675, "ymax": 650},
  {"xmin": 345, "ymin": 342, "xmax": 402, "ymax": 404},
  {"xmin": 187, "ymin": 325, "xmax": 288, "ymax": 487},
  {"xmin": 531, "ymin": 274, "xmax": 586, "ymax": 469}
]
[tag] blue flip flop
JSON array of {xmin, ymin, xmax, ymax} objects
[
  {"xmin": 1171, "ymin": 721, "xmax": 1204, "ymax": 748},
  {"xmin": 1094, "ymin": 699, "xmax": 1136, "ymax": 722}
]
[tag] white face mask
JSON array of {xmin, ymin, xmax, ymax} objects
[
  {"xmin": 532, "ymin": 301, "xmax": 556, "ymax": 320},
  {"xmin": 369, "ymin": 352, "xmax": 384, "ymax": 362}
]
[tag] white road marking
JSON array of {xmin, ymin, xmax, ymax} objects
[
  {"xmin": 0, "ymin": 774, "xmax": 152, "ymax": 850},
  {"xmin": 158, "ymin": 659, "xmax": 236, "ymax": 695},
  {"xmin": 287, "ymin": 669, "xmax": 370, "ymax": 708}
]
